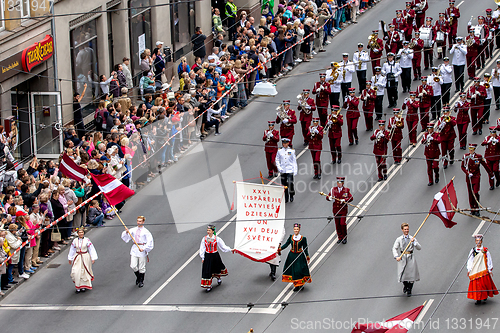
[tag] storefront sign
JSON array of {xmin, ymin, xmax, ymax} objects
[
  {"xmin": 21, "ymin": 35, "xmax": 54, "ymax": 72},
  {"xmin": 0, "ymin": 52, "xmax": 23, "ymax": 82}
]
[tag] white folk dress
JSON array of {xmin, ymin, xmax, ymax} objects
[{"xmin": 68, "ymin": 237, "xmax": 98, "ymax": 290}]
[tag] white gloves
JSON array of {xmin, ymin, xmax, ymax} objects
[
  {"xmin": 283, "ymin": 119, "xmax": 289, "ymax": 124},
  {"xmin": 327, "ymin": 120, "xmax": 333, "ymax": 126},
  {"xmin": 374, "ymin": 48, "xmax": 379, "ymax": 53},
  {"xmin": 469, "ymin": 173, "xmax": 473, "ymax": 178}
]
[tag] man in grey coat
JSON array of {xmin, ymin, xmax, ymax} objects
[{"xmin": 392, "ymin": 222, "xmax": 421, "ymax": 297}]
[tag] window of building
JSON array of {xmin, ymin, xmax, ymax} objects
[
  {"xmin": 0, "ymin": 0, "xmax": 5, "ymax": 31},
  {"xmin": 21, "ymin": 0, "xmax": 30, "ymax": 18},
  {"xmin": 129, "ymin": 0, "xmax": 152, "ymax": 79},
  {"xmin": 170, "ymin": 0, "xmax": 196, "ymax": 55}
]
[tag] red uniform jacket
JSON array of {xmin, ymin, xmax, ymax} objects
[
  {"xmin": 417, "ymin": 84, "xmax": 434, "ymax": 108},
  {"xmin": 327, "ymin": 186, "xmax": 353, "ymax": 215},
  {"xmin": 370, "ymin": 129, "xmax": 390, "ymax": 155},
  {"xmin": 388, "ymin": 116, "xmax": 404, "ymax": 141},
  {"xmin": 413, "ymin": 0, "xmax": 428, "ymax": 14},
  {"xmin": 436, "ymin": 116, "xmax": 457, "ymax": 141},
  {"xmin": 403, "ymin": 98, "xmax": 420, "ymax": 122},
  {"xmin": 276, "ymin": 109, "xmax": 298, "ymax": 137},
  {"xmin": 422, "ymin": 132, "xmax": 441, "ymax": 159},
  {"xmin": 312, "ymin": 81, "xmax": 331, "ymax": 107},
  {"xmin": 454, "ymin": 100, "xmax": 470, "ymax": 124},
  {"xmin": 461, "ymin": 153, "xmax": 492, "ymax": 178},
  {"xmin": 466, "ymin": 35, "xmax": 480, "ymax": 56},
  {"xmin": 467, "ymin": 84, "xmax": 487, "ymax": 107},
  {"xmin": 306, "ymin": 125, "xmax": 324, "ymax": 151},
  {"xmin": 434, "ymin": 20, "xmax": 450, "ymax": 37},
  {"xmin": 343, "ymin": 96, "xmax": 360, "ymax": 119},
  {"xmin": 485, "ymin": 16, "xmax": 498, "ymax": 32},
  {"xmin": 369, "ymin": 38, "xmax": 384, "ymax": 59},
  {"xmin": 410, "ymin": 38, "xmax": 424, "ymax": 57},
  {"xmin": 404, "ymin": 9, "xmax": 416, "ymax": 27},
  {"xmin": 263, "ymin": 129, "xmax": 280, "ymax": 153},
  {"xmin": 385, "ymin": 31, "xmax": 400, "ymax": 53},
  {"xmin": 393, "ymin": 17, "xmax": 408, "ymax": 34},
  {"xmin": 361, "ymin": 88, "xmax": 376, "ymax": 112},
  {"xmin": 327, "ymin": 114, "xmax": 343, "ymax": 139},
  {"xmin": 481, "ymin": 136, "xmax": 500, "ymax": 161},
  {"xmin": 299, "ymin": 97, "xmax": 316, "ymax": 122},
  {"xmin": 444, "ymin": 7, "xmax": 460, "ymax": 29}
]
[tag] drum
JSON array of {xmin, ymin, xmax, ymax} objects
[
  {"xmin": 436, "ymin": 31, "xmax": 445, "ymax": 42},
  {"xmin": 420, "ymin": 27, "xmax": 432, "ymax": 48}
]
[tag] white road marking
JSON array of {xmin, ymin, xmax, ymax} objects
[
  {"xmin": 472, "ymin": 220, "xmax": 486, "ymax": 236},
  {"xmin": 414, "ymin": 299, "xmax": 434, "ymax": 324},
  {"xmin": 457, "ymin": 1, "xmax": 464, "ymax": 8},
  {"xmin": 0, "ymin": 304, "xmax": 279, "ymax": 315}
]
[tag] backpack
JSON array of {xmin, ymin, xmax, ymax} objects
[{"xmin": 95, "ymin": 109, "xmax": 103, "ymax": 128}]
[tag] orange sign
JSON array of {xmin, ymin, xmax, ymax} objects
[{"xmin": 22, "ymin": 35, "xmax": 54, "ymax": 72}]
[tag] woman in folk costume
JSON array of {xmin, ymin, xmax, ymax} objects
[
  {"xmin": 467, "ymin": 234, "xmax": 498, "ymax": 305},
  {"xmin": 200, "ymin": 225, "xmax": 232, "ymax": 292},
  {"xmin": 280, "ymin": 223, "xmax": 311, "ymax": 291},
  {"xmin": 68, "ymin": 228, "xmax": 98, "ymax": 293}
]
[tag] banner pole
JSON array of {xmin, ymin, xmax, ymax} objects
[{"xmin": 397, "ymin": 213, "xmax": 430, "ymax": 261}]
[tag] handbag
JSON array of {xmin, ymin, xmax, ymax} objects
[{"xmin": 51, "ymin": 224, "xmax": 61, "ymax": 242}]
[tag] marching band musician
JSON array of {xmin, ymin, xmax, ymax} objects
[
  {"xmin": 326, "ymin": 105, "xmax": 344, "ymax": 164},
  {"xmin": 298, "ymin": 89, "xmax": 316, "ymax": 146},
  {"xmin": 434, "ymin": 13, "xmax": 450, "ymax": 59},
  {"xmin": 312, "ymin": 73, "xmax": 331, "ymax": 128},
  {"xmin": 353, "ymin": 43, "xmax": 370, "ymax": 93},
  {"xmin": 493, "ymin": 4, "xmax": 500, "ymax": 49},
  {"xmin": 393, "ymin": 10, "xmax": 408, "ymax": 46},
  {"xmin": 455, "ymin": 92, "xmax": 471, "ymax": 150},
  {"xmin": 402, "ymin": 92, "xmax": 420, "ymax": 146},
  {"xmin": 485, "ymin": 9, "xmax": 497, "ymax": 58},
  {"xmin": 397, "ymin": 41, "xmax": 414, "ymax": 93},
  {"xmin": 361, "ymin": 81, "xmax": 377, "ymax": 131},
  {"xmin": 326, "ymin": 62, "xmax": 343, "ymax": 110},
  {"xmin": 466, "ymin": 28, "xmax": 481, "ymax": 79},
  {"xmin": 340, "ymin": 53, "xmax": 355, "ymax": 101},
  {"xmin": 368, "ymin": 30, "xmax": 384, "ymax": 73},
  {"xmin": 370, "ymin": 120, "xmax": 390, "ymax": 181},
  {"xmin": 427, "ymin": 67, "xmax": 443, "ymax": 121},
  {"xmin": 417, "ymin": 76, "xmax": 433, "ymax": 132},
  {"xmin": 467, "ymin": 77, "xmax": 487, "ymax": 135},
  {"xmin": 371, "ymin": 66, "xmax": 387, "ymax": 120},
  {"xmin": 461, "ymin": 143, "xmax": 493, "ymax": 216},
  {"xmin": 471, "ymin": 16, "xmax": 489, "ymax": 69},
  {"xmin": 436, "ymin": 107, "xmax": 457, "ymax": 169},
  {"xmin": 403, "ymin": 2, "xmax": 416, "ymax": 41},
  {"xmin": 410, "ymin": 31, "xmax": 424, "ymax": 80},
  {"xmin": 483, "ymin": 73, "xmax": 494, "ymax": 124},
  {"xmin": 412, "ymin": 0, "xmax": 428, "ymax": 29},
  {"xmin": 388, "ymin": 108, "xmax": 405, "ymax": 164},
  {"xmin": 306, "ymin": 118, "xmax": 324, "ymax": 179},
  {"xmin": 263, "ymin": 121, "xmax": 280, "ymax": 178},
  {"xmin": 275, "ymin": 100, "xmax": 298, "ymax": 147},
  {"xmin": 344, "ymin": 88, "xmax": 361, "ymax": 145},
  {"xmin": 481, "ymin": 126, "xmax": 500, "ymax": 190},
  {"xmin": 445, "ymin": 0, "xmax": 460, "ymax": 44},
  {"xmin": 449, "ymin": 37, "xmax": 467, "ymax": 93},
  {"xmin": 275, "ymin": 138, "xmax": 297, "ymax": 203},
  {"xmin": 422, "ymin": 122, "xmax": 441, "ymax": 186},
  {"xmin": 326, "ymin": 176, "xmax": 353, "ymax": 245},
  {"xmin": 440, "ymin": 57, "xmax": 454, "ymax": 105},
  {"xmin": 492, "ymin": 59, "xmax": 500, "ymax": 110},
  {"xmin": 382, "ymin": 52, "xmax": 402, "ymax": 108},
  {"xmin": 385, "ymin": 24, "xmax": 401, "ymax": 55},
  {"xmin": 421, "ymin": 17, "xmax": 435, "ymax": 70}
]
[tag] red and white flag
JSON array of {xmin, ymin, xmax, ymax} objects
[
  {"xmin": 90, "ymin": 173, "xmax": 134, "ymax": 206},
  {"xmin": 351, "ymin": 305, "xmax": 424, "ymax": 333},
  {"xmin": 429, "ymin": 180, "xmax": 458, "ymax": 228},
  {"xmin": 59, "ymin": 153, "xmax": 87, "ymax": 181}
]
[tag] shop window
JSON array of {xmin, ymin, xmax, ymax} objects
[
  {"xmin": 170, "ymin": 0, "xmax": 196, "ymax": 54},
  {"xmin": 129, "ymin": 0, "xmax": 152, "ymax": 79},
  {"xmin": 0, "ymin": 0, "xmax": 5, "ymax": 30}
]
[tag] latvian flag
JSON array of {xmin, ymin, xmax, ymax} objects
[
  {"xmin": 90, "ymin": 173, "xmax": 135, "ymax": 206},
  {"xmin": 429, "ymin": 180, "xmax": 458, "ymax": 228},
  {"xmin": 351, "ymin": 305, "xmax": 424, "ymax": 333},
  {"xmin": 59, "ymin": 153, "xmax": 87, "ymax": 181}
]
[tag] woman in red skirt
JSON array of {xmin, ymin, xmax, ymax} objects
[{"xmin": 467, "ymin": 234, "xmax": 498, "ymax": 305}]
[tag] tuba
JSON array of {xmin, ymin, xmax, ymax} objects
[
  {"xmin": 323, "ymin": 109, "xmax": 341, "ymax": 134},
  {"xmin": 368, "ymin": 33, "xmax": 381, "ymax": 51},
  {"xmin": 328, "ymin": 62, "xmax": 340, "ymax": 83},
  {"xmin": 466, "ymin": 37, "xmax": 474, "ymax": 47},
  {"xmin": 297, "ymin": 93, "xmax": 310, "ymax": 113},
  {"xmin": 276, "ymin": 104, "xmax": 290, "ymax": 122}
]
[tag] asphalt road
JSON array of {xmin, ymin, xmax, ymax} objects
[{"xmin": 1, "ymin": 0, "xmax": 500, "ymax": 332}]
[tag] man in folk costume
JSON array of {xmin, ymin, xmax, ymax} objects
[
  {"xmin": 384, "ymin": 24, "xmax": 401, "ymax": 55},
  {"xmin": 200, "ymin": 225, "xmax": 232, "ymax": 292},
  {"xmin": 393, "ymin": 10, "xmax": 408, "ymax": 46},
  {"xmin": 466, "ymin": 28, "xmax": 480, "ymax": 79},
  {"xmin": 306, "ymin": 118, "xmax": 324, "ymax": 179},
  {"xmin": 298, "ymin": 89, "xmax": 316, "ymax": 146},
  {"xmin": 397, "ymin": 41, "xmax": 414, "ymax": 93},
  {"xmin": 388, "ymin": 108, "xmax": 405, "ymax": 164},
  {"xmin": 403, "ymin": 2, "xmax": 416, "ymax": 41},
  {"xmin": 344, "ymin": 88, "xmax": 360, "ymax": 145},
  {"xmin": 421, "ymin": 17, "xmax": 436, "ymax": 69},
  {"xmin": 422, "ymin": 122, "xmax": 441, "ymax": 186},
  {"xmin": 455, "ymin": 92, "xmax": 471, "ymax": 149},
  {"xmin": 326, "ymin": 105, "xmax": 344, "ymax": 164},
  {"xmin": 417, "ymin": 76, "xmax": 433, "ymax": 132},
  {"xmin": 68, "ymin": 227, "xmax": 98, "ymax": 293},
  {"xmin": 402, "ymin": 92, "xmax": 420, "ymax": 146},
  {"xmin": 368, "ymin": 30, "xmax": 384, "ymax": 73},
  {"xmin": 263, "ymin": 121, "xmax": 280, "ymax": 178},
  {"xmin": 371, "ymin": 66, "xmax": 387, "ymax": 120},
  {"xmin": 461, "ymin": 143, "xmax": 493, "ymax": 216},
  {"xmin": 467, "ymin": 77, "xmax": 487, "ymax": 135},
  {"xmin": 435, "ymin": 106, "xmax": 457, "ymax": 169},
  {"xmin": 353, "ymin": 43, "xmax": 370, "ymax": 93},
  {"xmin": 360, "ymin": 81, "xmax": 376, "ymax": 131},
  {"xmin": 481, "ymin": 126, "xmax": 500, "ymax": 189},
  {"xmin": 326, "ymin": 177, "xmax": 353, "ymax": 244},
  {"xmin": 467, "ymin": 234, "xmax": 498, "ymax": 305},
  {"xmin": 370, "ymin": 120, "xmax": 390, "ymax": 181},
  {"xmin": 445, "ymin": 0, "xmax": 460, "ymax": 44},
  {"xmin": 275, "ymin": 100, "xmax": 297, "ymax": 147},
  {"xmin": 485, "ymin": 9, "xmax": 497, "ymax": 58},
  {"xmin": 279, "ymin": 223, "xmax": 311, "ymax": 292},
  {"xmin": 412, "ymin": 0, "xmax": 428, "ymax": 29},
  {"xmin": 326, "ymin": 62, "xmax": 342, "ymax": 109},
  {"xmin": 449, "ymin": 37, "xmax": 467, "ymax": 93},
  {"xmin": 434, "ymin": 13, "xmax": 450, "ymax": 59},
  {"xmin": 275, "ymin": 138, "xmax": 297, "ymax": 203},
  {"xmin": 121, "ymin": 216, "xmax": 154, "ymax": 288},
  {"xmin": 410, "ymin": 31, "xmax": 424, "ymax": 80},
  {"xmin": 392, "ymin": 223, "xmax": 421, "ymax": 297},
  {"xmin": 427, "ymin": 67, "xmax": 443, "ymax": 121},
  {"xmin": 312, "ymin": 73, "xmax": 331, "ymax": 128}
]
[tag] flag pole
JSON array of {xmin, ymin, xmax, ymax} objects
[
  {"xmin": 318, "ymin": 191, "xmax": 367, "ymax": 211},
  {"xmin": 397, "ymin": 213, "xmax": 430, "ymax": 261},
  {"xmin": 114, "ymin": 206, "xmax": 142, "ymax": 251}
]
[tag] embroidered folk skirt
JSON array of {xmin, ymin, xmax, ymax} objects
[
  {"xmin": 201, "ymin": 252, "xmax": 228, "ymax": 288},
  {"xmin": 282, "ymin": 251, "xmax": 311, "ymax": 287}
]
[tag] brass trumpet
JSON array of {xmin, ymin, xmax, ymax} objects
[
  {"xmin": 328, "ymin": 62, "xmax": 340, "ymax": 83},
  {"xmin": 484, "ymin": 76, "xmax": 492, "ymax": 89}
]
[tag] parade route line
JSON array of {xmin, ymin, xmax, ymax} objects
[
  {"xmin": 472, "ymin": 220, "xmax": 486, "ymax": 237},
  {"xmin": 0, "ymin": 304, "xmax": 279, "ymax": 315},
  {"xmin": 414, "ymin": 299, "xmax": 434, "ymax": 325},
  {"xmin": 143, "ymin": 148, "xmax": 309, "ymax": 305}
]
